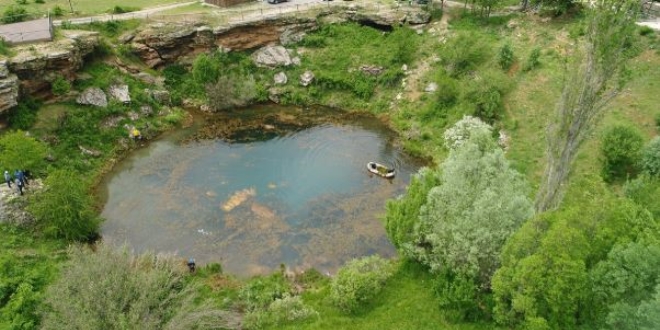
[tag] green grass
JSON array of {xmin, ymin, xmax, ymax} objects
[
  {"xmin": 0, "ymin": 0, "xmax": 185, "ymax": 17},
  {"xmin": 270, "ymin": 262, "xmax": 498, "ymax": 330}
]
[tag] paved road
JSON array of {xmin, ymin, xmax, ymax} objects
[{"xmin": 52, "ymin": 1, "xmax": 197, "ymax": 26}]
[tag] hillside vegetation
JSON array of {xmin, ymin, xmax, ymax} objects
[{"xmin": 2, "ymin": 0, "xmax": 660, "ymax": 329}]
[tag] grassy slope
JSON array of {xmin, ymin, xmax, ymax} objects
[
  {"xmin": 0, "ymin": 0, "xmax": 184, "ymax": 16},
  {"xmin": 270, "ymin": 262, "xmax": 498, "ymax": 330}
]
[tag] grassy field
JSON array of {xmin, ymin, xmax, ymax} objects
[{"xmin": 0, "ymin": 0, "xmax": 187, "ymax": 17}]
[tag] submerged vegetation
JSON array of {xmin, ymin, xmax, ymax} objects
[{"xmin": 2, "ymin": 0, "xmax": 660, "ymax": 328}]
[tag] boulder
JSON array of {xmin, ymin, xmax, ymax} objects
[
  {"xmin": 406, "ymin": 10, "xmax": 431, "ymax": 25},
  {"xmin": 79, "ymin": 145, "xmax": 102, "ymax": 157},
  {"xmin": 300, "ymin": 71, "xmax": 315, "ymax": 87},
  {"xmin": 140, "ymin": 105, "xmax": 154, "ymax": 117},
  {"xmin": 146, "ymin": 89, "xmax": 171, "ymax": 105},
  {"xmin": 252, "ymin": 45, "xmax": 292, "ymax": 68},
  {"xmin": 274, "ymin": 72, "xmax": 288, "ymax": 85},
  {"xmin": 268, "ymin": 87, "xmax": 284, "ymax": 103},
  {"xmin": 108, "ymin": 84, "xmax": 131, "ymax": 104},
  {"xmin": 292, "ymin": 57, "xmax": 301, "ymax": 66},
  {"xmin": 280, "ymin": 27, "xmax": 306, "ymax": 46},
  {"xmin": 77, "ymin": 87, "xmax": 108, "ymax": 107},
  {"xmin": 424, "ymin": 82, "xmax": 438, "ymax": 93}
]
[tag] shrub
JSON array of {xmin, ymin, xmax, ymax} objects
[
  {"xmin": 15, "ymin": 0, "xmax": 27, "ymax": 5},
  {"xmin": 441, "ymin": 31, "xmax": 491, "ymax": 77},
  {"xmin": 28, "ymin": 170, "xmax": 99, "ymax": 241},
  {"xmin": 523, "ymin": 47, "xmax": 541, "ymax": 72},
  {"xmin": 462, "ymin": 70, "xmax": 512, "ymax": 122},
  {"xmin": 498, "ymin": 44, "xmax": 515, "ymax": 70},
  {"xmin": 34, "ymin": 0, "xmax": 45, "ymax": 3},
  {"xmin": 655, "ymin": 112, "xmax": 660, "ymax": 129},
  {"xmin": 41, "ymin": 244, "xmax": 236, "ymax": 330},
  {"xmin": 641, "ymin": 137, "xmax": 660, "ymax": 176},
  {"xmin": 206, "ymin": 73, "xmax": 258, "ymax": 111},
  {"xmin": 600, "ymin": 124, "xmax": 644, "ymax": 181},
  {"xmin": 192, "ymin": 53, "xmax": 220, "ymax": 85},
  {"xmin": 239, "ymin": 274, "xmax": 291, "ymax": 312},
  {"xmin": 0, "ymin": 38, "xmax": 9, "ymax": 56},
  {"xmin": 51, "ymin": 5, "xmax": 64, "ymax": 17},
  {"xmin": 50, "ymin": 75, "xmax": 70, "ymax": 96},
  {"xmin": 111, "ymin": 5, "xmax": 140, "ymax": 14},
  {"xmin": 639, "ymin": 25, "xmax": 655, "ymax": 37},
  {"xmin": 0, "ymin": 130, "xmax": 47, "ymax": 174},
  {"xmin": 443, "ymin": 115, "xmax": 493, "ymax": 150},
  {"xmin": 2, "ymin": 5, "xmax": 28, "ymax": 23},
  {"xmin": 330, "ymin": 255, "xmax": 394, "ymax": 313},
  {"xmin": 7, "ymin": 98, "xmax": 39, "ymax": 130}
]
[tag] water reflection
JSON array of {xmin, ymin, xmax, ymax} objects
[{"xmin": 100, "ymin": 106, "xmax": 423, "ymax": 276}]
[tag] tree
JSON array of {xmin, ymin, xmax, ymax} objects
[
  {"xmin": 409, "ymin": 125, "xmax": 533, "ymax": 285},
  {"xmin": 329, "ymin": 255, "xmax": 394, "ymax": 313},
  {"xmin": 600, "ymin": 124, "xmax": 644, "ymax": 181},
  {"xmin": 385, "ymin": 167, "xmax": 440, "ymax": 250},
  {"xmin": 640, "ymin": 137, "xmax": 660, "ymax": 176},
  {"xmin": 40, "ymin": 244, "xmax": 238, "ymax": 330},
  {"xmin": 535, "ymin": 0, "xmax": 640, "ymax": 212},
  {"xmin": 0, "ymin": 131, "xmax": 47, "ymax": 176},
  {"xmin": 27, "ymin": 170, "xmax": 100, "ymax": 241}
]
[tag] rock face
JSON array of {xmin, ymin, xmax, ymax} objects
[
  {"xmin": 7, "ymin": 30, "xmax": 98, "ymax": 98},
  {"xmin": 0, "ymin": 61, "xmax": 19, "ymax": 113},
  {"xmin": 77, "ymin": 87, "xmax": 108, "ymax": 107},
  {"xmin": 131, "ymin": 17, "xmax": 317, "ymax": 68},
  {"xmin": 108, "ymin": 84, "xmax": 131, "ymax": 104},
  {"xmin": 253, "ymin": 46, "xmax": 292, "ymax": 68},
  {"xmin": 274, "ymin": 72, "xmax": 288, "ymax": 85},
  {"xmin": 300, "ymin": 71, "xmax": 315, "ymax": 87}
]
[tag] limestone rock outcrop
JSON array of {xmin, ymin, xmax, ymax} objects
[
  {"xmin": 108, "ymin": 84, "xmax": 131, "ymax": 104},
  {"xmin": 274, "ymin": 72, "xmax": 288, "ymax": 85},
  {"xmin": 253, "ymin": 46, "xmax": 292, "ymax": 68},
  {"xmin": 130, "ymin": 17, "xmax": 317, "ymax": 68},
  {"xmin": 0, "ymin": 61, "xmax": 19, "ymax": 113},
  {"xmin": 7, "ymin": 30, "xmax": 98, "ymax": 98},
  {"xmin": 77, "ymin": 87, "xmax": 108, "ymax": 107}
]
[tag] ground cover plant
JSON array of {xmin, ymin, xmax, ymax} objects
[{"xmin": 0, "ymin": 0, "xmax": 180, "ymax": 17}]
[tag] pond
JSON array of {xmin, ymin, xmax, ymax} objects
[{"xmin": 99, "ymin": 105, "xmax": 424, "ymax": 276}]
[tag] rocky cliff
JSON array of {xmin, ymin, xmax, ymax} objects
[
  {"xmin": 0, "ymin": 30, "xmax": 99, "ymax": 113},
  {"xmin": 131, "ymin": 16, "xmax": 317, "ymax": 68},
  {"xmin": 129, "ymin": 6, "xmax": 430, "ymax": 68}
]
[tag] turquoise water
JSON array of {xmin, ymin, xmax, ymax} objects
[{"xmin": 100, "ymin": 107, "xmax": 422, "ymax": 276}]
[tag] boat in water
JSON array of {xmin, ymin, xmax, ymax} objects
[{"xmin": 367, "ymin": 162, "xmax": 395, "ymax": 179}]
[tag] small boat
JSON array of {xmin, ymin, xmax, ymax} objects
[{"xmin": 367, "ymin": 162, "xmax": 395, "ymax": 179}]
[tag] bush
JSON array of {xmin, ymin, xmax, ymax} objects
[
  {"xmin": 0, "ymin": 130, "xmax": 47, "ymax": 174},
  {"xmin": 641, "ymin": 137, "xmax": 660, "ymax": 176},
  {"xmin": 51, "ymin": 75, "xmax": 70, "ymax": 96},
  {"xmin": 523, "ymin": 47, "xmax": 541, "ymax": 72},
  {"xmin": 330, "ymin": 255, "xmax": 394, "ymax": 313},
  {"xmin": 600, "ymin": 124, "xmax": 644, "ymax": 181},
  {"xmin": 0, "ymin": 38, "xmax": 9, "ymax": 56},
  {"xmin": 2, "ymin": 5, "xmax": 28, "ymax": 24},
  {"xmin": 111, "ymin": 5, "xmax": 140, "ymax": 14},
  {"xmin": 498, "ymin": 44, "xmax": 515, "ymax": 70},
  {"xmin": 41, "ymin": 244, "xmax": 235, "ymax": 330},
  {"xmin": 462, "ymin": 70, "xmax": 512, "ymax": 122},
  {"xmin": 639, "ymin": 25, "xmax": 655, "ymax": 37},
  {"xmin": 28, "ymin": 170, "xmax": 100, "ymax": 241},
  {"xmin": 441, "ymin": 31, "xmax": 491, "ymax": 77},
  {"xmin": 7, "ymin": 98, "xmax": 39, "ymax": 130},
  {"xmin": 192, "ymin": 53, "xmax": 220, "ymax": 85},
  {"xmin": 15, "ymin": 0, "xmax": 27, "ymax": 5},
  {"xmin": 206, "ymin": 73, "xmax": 258, "ymax": 111},
  {"xmin": 51, "ymin": 5, "xmax": 64, "ymax": 17},
  {"xmin": 34, "ymin": 0, "xmax": 45, "ymax": 3},
  {"xmin": 239, "ymin": 274, "xmax": 291, "ymax": 312}
]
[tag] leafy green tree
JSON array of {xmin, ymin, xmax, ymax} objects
[
  {"xmin": 27, "ymin": 170, "xmax": 100, "ymax": 241},
  {"xmin": 536, "ymin": 0, "xmax": 641, "ymax": 211},
  {"xmin": 640, "ymin": 136, "xmax": 660, "ymax": 176},
  {"xmin": 410, "ymin": 127, "xmax": 533, "ymax": 284},
  {"xmin": 600, "ymin": 124, "xmax": 644, "ymax": 181},
  {"xmin": 330, "ymin": 255, "xmax": 394, "ymax": 313},
  {"xmin": 625, "ymin": 174, "xmax": 660, "ymax": 219},
  {"xmin": 385, "ymin": 167, "xmax": 440, "ymax": 250},
  {"xmin": 40, "ymin": 244, "xmax": 237, "ymax": 330},
  {"xmin": 0, "ymin": 130, "xmax": 47, "ymax": 175},
  {"xmin": 493, "ymin": 176, "xmax": 657, "ymax": 328}
]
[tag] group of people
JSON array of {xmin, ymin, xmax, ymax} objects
[{"xmin": 4, "ymin": 169, "xmax": 29, "ymax": 195}]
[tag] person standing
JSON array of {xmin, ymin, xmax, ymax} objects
[
  {"xmin": 4, "ymin": 171, "xmax": 11, "ymax": 188},
  {"xmin": 15, "ymin": 177, "xmax": 23, "ymax": 195},
  {"xmin": 187, "ymin": 258, "xmax": 196, "ymax": 273}
]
